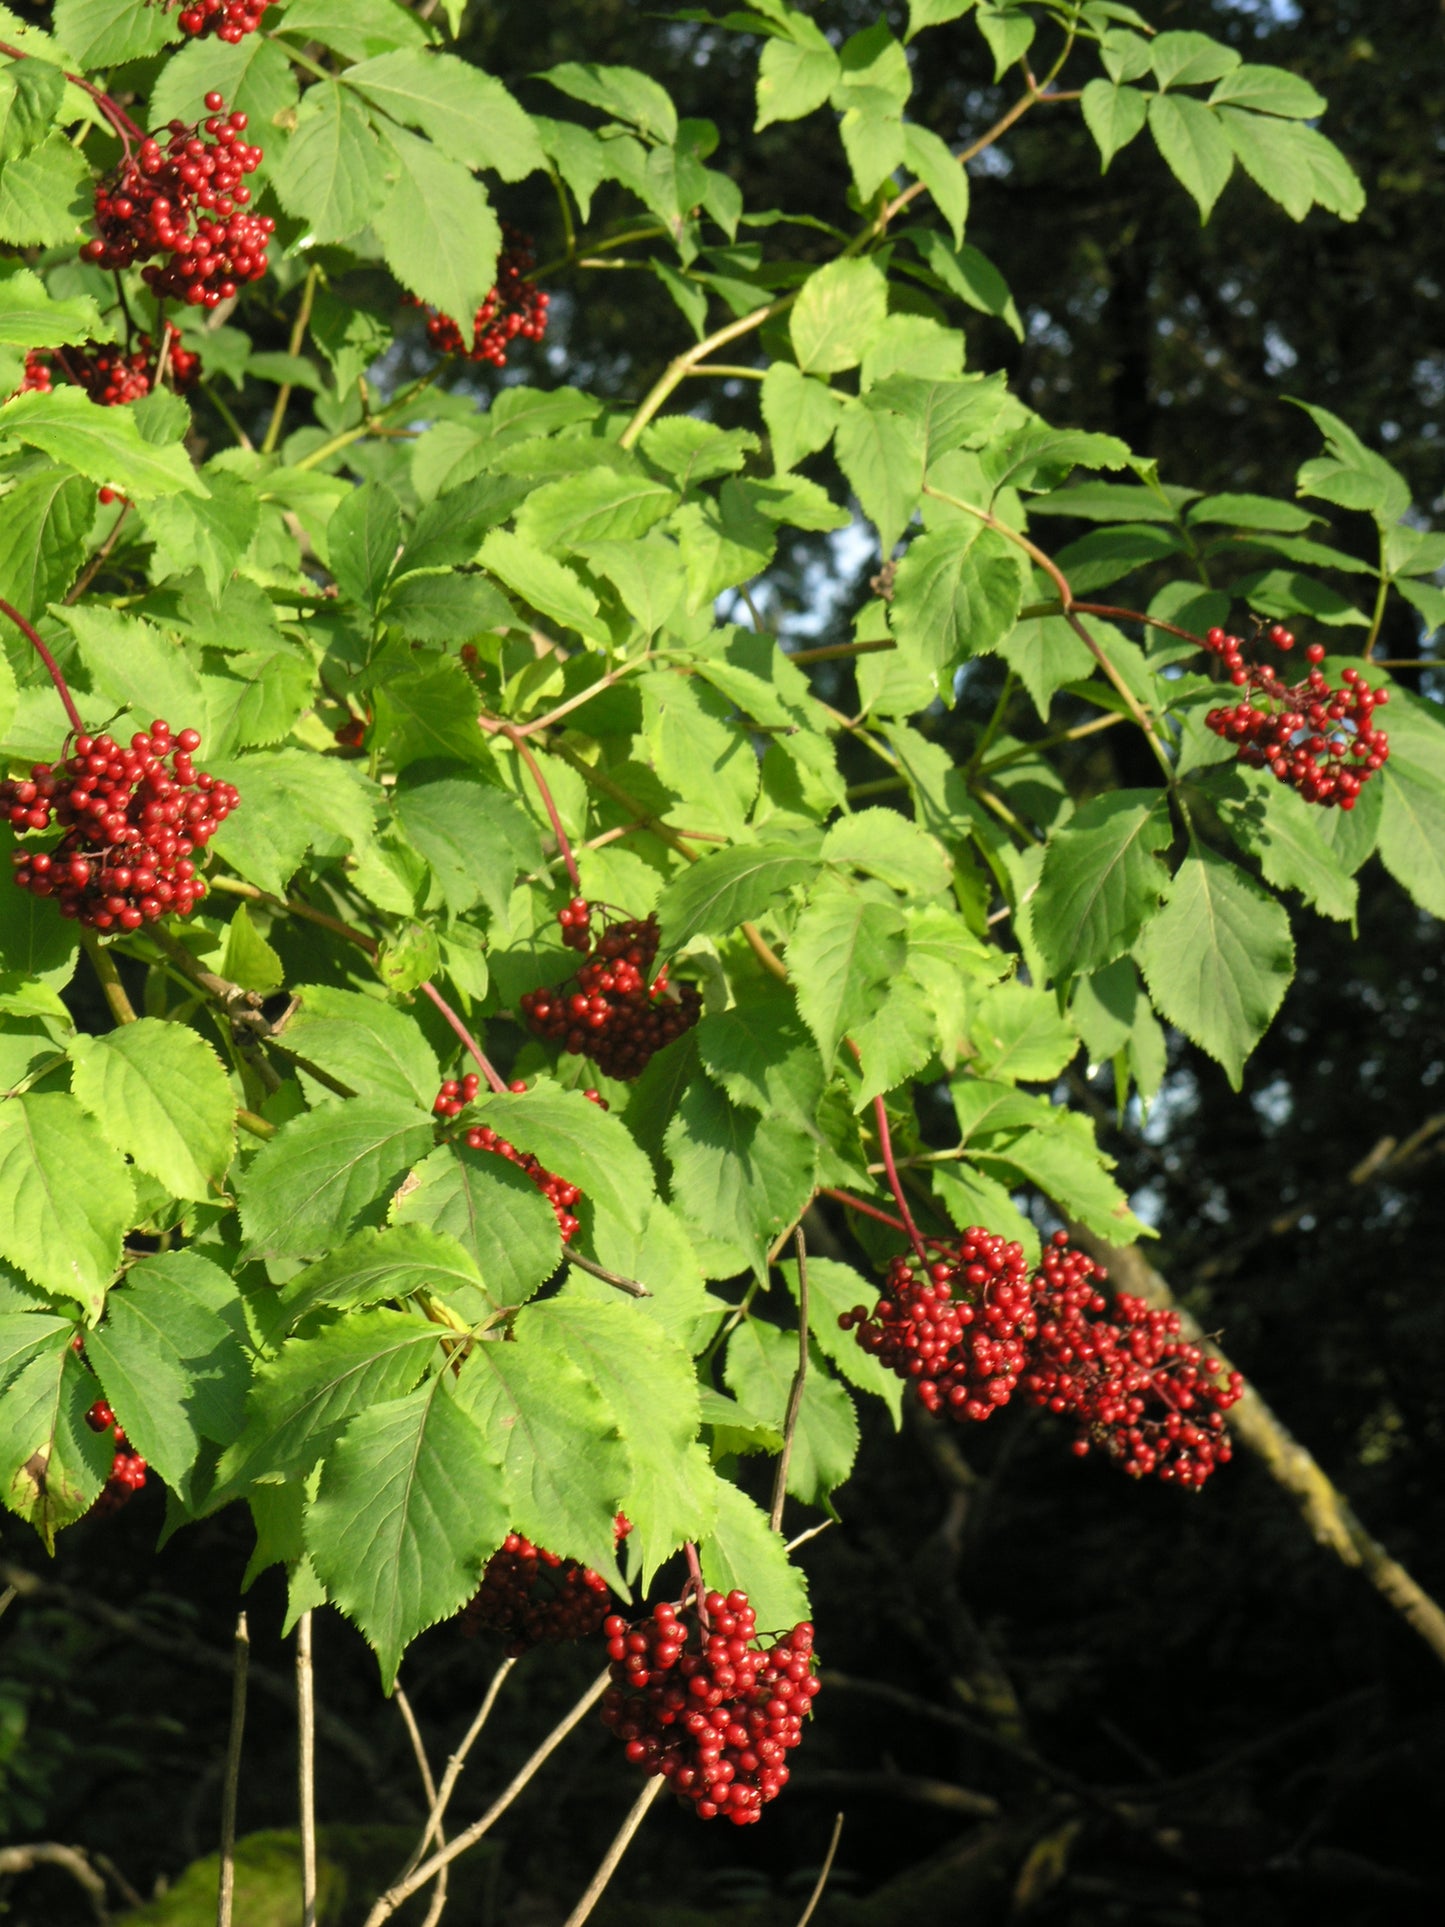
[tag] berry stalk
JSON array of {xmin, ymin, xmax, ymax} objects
[
  {"xmin": 418, "ymin": 979, "xmax": 508, "ymax": 1096},
  {"xmin": 501, "ymin": 725, "xmax": 581, "ymax": 893},
  {"xmin": 0, "ymin": 599, "xmax": 85, "ymax": 735}
]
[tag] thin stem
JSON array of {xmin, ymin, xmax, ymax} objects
[
  {"xmin": 361, "ymin": 1669, "xmax": 612, "ymax": 1927},
  {"xmin": 1363, "ymin": 564, "xmax": 1390, "ymax": 661},
  {"xmin": 405, "ymin": 1657, "xmax": 517, "ymax": 1876},
  {"xmin": 820, "ymin": 1186, "xmax": 911, "ymax": 1237},
  {"xmin": 237, "ymin": 1108, "xmax": 277, "ymax": 1140},
  {"xmin": 501, "ymin": 726, "xmax": 581, "ymax": 891},
  {"xmin": 297, "ymin": 1612, "xmax": 318, "ymax": 1927},
  {"xmin": 742, "ymin": 923, "xmax": 789, "ymax": 981},
  {"xmin": 393, "ymin": 1685, "xmax": 448, "ymax": 1927},
  {"xmin": 419, "ymin": 980, "xmax": 507, "ymax": 1095},
  {"xmin": 262, "ymin": 265, "xmax": 320, "ymax": 457},
  {"xmin": 620, "ymin": 300, "xmax": 791, "ymax": 449},
  {"xmin": 968, "ymin": 667, "xmax": 1017, "ymax": 773},
  {"xmin": 293, "ymin": 370, "xmax": 439, "ymax": 473},
  {"xmin": 794, "ymin": 1814, "xmax": 845, "ymax": 1927},
  {"xmin": 64, "ymin": 500, "xmax": 132, "ymax": 605},
  {"xmin": 0, "ymin": 1585, "xmax": 15, "ymax": 1623},
  {"xmin": 0, "ymin": 599, "xmax": 85, "ymax": 734},
  {"xmin": 770, "ymin": 1227, "xmax": 811, "ymax": 1533},
  {"xmin": 81, "ymin": 931, "xmax": 138, "ymax": 1025},
  {"xmin": 868, "ymin": 1091, "xmax": 929, "ymax": 1263},
  {"xmin": 496, "ymin": 653, "xmax": 655, "ymax": 739},
  {"xmin": 201, "ymin": 379, "xmax": 254, "ymax": 451},
  {"xmin": 567, "ymin": 1251, "xmax": 652, "ymax": 1300},
  {"xmin": 789, "ymin": 636, "xmax": 896, "ymax": 667},
  {"xmin": 208, "ymin": 875, "xmax": 380, "ymax": 955},
  {"xmin": 560, "ymin": 1776, "xmax": 665, "ymax": 1927},
  {"xmin": 686, "ymin": 362, "xmax": 765, "ymax": 381},
  {"xmin": 216, "ymin": 1612, "xmax": 249, "ymax": 1927},
  {"xmin": 981, "ymin": 709, "xmax": 1125, "ymax": 773}
]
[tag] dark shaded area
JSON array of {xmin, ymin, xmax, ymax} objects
[{"xmin": 3, "ymin": 1, "xmax": 1444, "ymax": 1924}]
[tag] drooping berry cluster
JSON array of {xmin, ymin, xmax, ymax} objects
[
  {"xmin": 418, "ymin": 225, "xmax": 550, "ymax": 368},
  {"xmin": 83, "ymin": 96, "xmax": 273, "ymax": 309},
  {"xmin": 2, "ymin": 721, "xmax": 239, "ymax": 930},
  {"xmin": 557, "ymin": 895, "xmax": 593, "ymax": 952},
  {"xmin": 1202, "ymin": 624, "xmax": 1389, "ymax": 809},
  {"xmin": 432, "ymin": 1073, "xmax": 607, "ymax": 1244},
  {"xmin": 16, "ymin": 327, "xmax": 203, "ymax": 408},
  {"xmin": 175, "ymin": 0, "xmax": 268, "ymax": 39},
  {"xmin": 460, "ymin": 1516, "xmax": 631, "ymax": 1654},
  {"xmin": 841, "ymin": 1230, "xmax": 1242, "ymax": 1487},
  {"xmin": 601, "ymin": 1592, "xmax": 819, "ymax": 1826},
  {"xmin": 85, "ymin": 1398, "xmax": 148, "ymax": 1514},
  {"xmin": 1023, "ymin": 1236, "xmax": 1243, "ymax": 1487},
  {"xmin": 520, "ymin": 907, "xmax": 702, "ymax": 1081}
]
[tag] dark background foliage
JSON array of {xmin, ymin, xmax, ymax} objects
[{"xmin": 2, "ymin": 1, "xmax": 1442, "ymax": 1922}]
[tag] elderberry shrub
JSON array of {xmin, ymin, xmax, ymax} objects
[
  {"xmin": 432, "ymin": 1073, "xmax": 608, "ymax": 1243},
  {"xmin": 1203, "ymin": 622, "xmax": 1389, "ymax": 808},
  {"xmin": 842, "ymin": 1230, "xmax": 1243, "ymax": 1487},
  {"xmin": 415, "ymin": 225, "xmax": 550, "ymax": 369},
  {"xmin": 601, "ymin": 1591, "xmax": 819, "ymax": 1826},
  {"xmin": 520, "ymin": 906, "xmax": 702, "ymax": 1081},
  {"xmin": 174, "ymin": 1, "xmax": 269, "ymax": 45},
  {"xmin": 459, "ymin": 1516, "xmax": 631, "ymax": 1654},
  {"xmin": 84, "ymin": 96, "xmax": 273, "ymax": 310},
  {"xmin": 1, "ymin": 720, "xmax": 239, "ymax": 930},
  {"xmin": 14, "ymin": 325, "xmax": 201, "ymax": 407}
]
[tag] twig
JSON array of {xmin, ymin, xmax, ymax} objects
[
  {"xmin": 208, "ymin": 874, "xmax": 380, "ymax": 956},
  {"xmin": 65, "ymin": 500, "xmax": 132, "ymax": 605},
  {"xmin": 418, "ymin": 980, "xmax": 507, "ymax": 1096},
  {"xmin": 361, "ymin": 1668, "xmax": 611, "ymax": 1927},
  {"xmin": 297, "ymin": 1612, "xmax": 318, "ymax": 1927},
  {"xmin": 500, "ymin": 726, "xmax": 581, "ymax": 892},
  {"xmin": 393, "ymin": 1685, "xmax": 448, "ymax": 1927},
  {"xmin": 869, "ymin": 1090, "xmax": 930, "ymax": 1263},
  {"xmin": 770, "ymin": 1227, "xmax": 811, "ymax": 1532},
  {"xmin": 567, "ymin": 1250, "xmax": 652, "ymax": 1299},
  {"xmin": 0, "ymin": 598, "xmax": 85, "ymax": 734},
  {"xmin": 0, "ymin": 1845, "xmax": 108, "ymax": 1923},
  {"xmin": 0, "ymin": 1583, "xmax": 15, "ymax": 1622},
  {"xmin": 217, "ymin": 1613, "xmax": 249, "ymax": 1927},
  {"xmin": 795, "ymin": 1814, "xmax": 845, "ymax": 1927},
  {"xmin": 620, "ymin": 300, "xmax": 790, "ymax": 448},
  {"xmin": 789, "ymin": 636, "xmax": 896, "ymax": 666},
  {"xmin": 263, "ymin": 265, "xmax": 319, "ymax": 457},
  {"xmin": 560, "ymin": 1776, "xmax": 665, "ymax": 1927},
  {"xmin": 81, "ymin": 931, "xmax": 139, "ymax": 1026},
  {"xmin": 403, "ymin": 1657, "xmax": 517, "ymax": 1881},
  {"xmin": 1079, "ymin": 1234, "xmax": 1445, "ymax": 1671}
]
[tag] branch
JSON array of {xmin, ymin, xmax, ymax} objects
[
  {"xmin": 620, "ymin": 300, "xmax": 791, "ymax": 448},
  {"xmin": 770, "ymin": 1227, "xmax": 810, "ymax": 1532},
  {"xmin": 401, "ymin": 1657, "xmax": 516, "ymax": 1883},
  {"xmin": 0, "ymin": 598, "xmax": 85, "ymax": 734},
  {"xmin": 262, "ymin": 266, "xmax": 319, "ymax": 457},
  {"xmin": 217, "ymin": 1613, "xmax": 249, "ymax": 1927},
  {"xmin": 795, "ymin": 1814, "xmax": 845, "ymax": 1927},
  {"xmin": 65, "ymin": 499, "xmax": 132, "ymax": 606},
  {"xmin": 81, "ymin": 930, "xmax": 139, "ymax": 1027},
  {"xmin": 559, "ymin": 1775, "xmax": 665, "ymax": 1927},
  {"xmin": 1076, "ymin": 1234, "xmax": 1445, "ymax": 1671},
  {"xmin": 867, "ymin": 1086, "xmax": 930, "ymax": 1263},
  {"xmin": 0, "ymin": 1845, "xmax": 108, "ymax": 1924},
  {"xmin": 499, "ymin": 725, "xmax": 581, "ymax": 892},
  {"xmin": 567, "ymin": 1250, "xmax": 652, "ymax": 1300},
  {"xmin": 297, "ymin": 1612, "xmax": 318, "ymax": 1927},
  {"xmin": 418, "ymin": 980, "xmax": 508, "ymax": 1096},
  {"xmin": 392, "ymin": 1685, "xmax": 448, "ymax": 1927}
]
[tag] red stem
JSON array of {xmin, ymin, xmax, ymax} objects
[
  {"xmin": 502, "ymin": 726, "xmax": 581, "ymax": 893},
  {"xmin": 820, "ymin": 1188, "xmax": 911, "ymax": 1235},
  {"xmin": 0, "ymin": 599, "xmax": 86, "ymax": 736},
  {"xmin": 683, "ymin": 1543, "xmax": 709, "ymax": 1627},
  {"xmin": 419, "ymin": 979, "xmax": 508, "ymax": 1096},
  {"xmin": 1071, "ymin": 603, "xmax": 1208, "ymax": 650},
  {"xmin": 0, "ymin": 42, "xmax": 144, "ymax": 145},
  {"xmin": 869, "ymin": 1093, "xmax": 930, "ymax": 1264}
]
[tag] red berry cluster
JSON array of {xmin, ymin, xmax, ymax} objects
[
  {"xmin": 433, "ymin": 1073, "xmax": 607, "ymax": 1244},
  {"xmin": 1023, "ymin": 1237, "xmax": 1243, "ymax": 1487},
  {"xmin": 557, "ymin": 895, "xmax": 593, "ymax": 952},
  {"xmin": 17, "ymin": 326, "xmax": 203, "ymax": 408},
  {"xmin": 520, "ymin": 908, "xmax": 702, "ymax": 1081},
  {"xmin": 2, "ymin": 721, "xmax": 239, "ymax": 930},
  {"xmin": 601, "ymin": 1592, "xmax": 819, "ymax": 1826},
  {"xmin": 842, "ymin": 1231, "xmax": 1242, "ymax": 1487},
  {"xmin": 85, "ymin": 1397, "xmax": 148, "ymax": 1514},
  {"xmin": 1202, "ymin": 624, "xmax": 1389, "ymax": 809},
  {"xmin": 83, "ymin": 96, "xmax": 272, "ymax": 309},
  {"xmin": 175, "ymin": 0, "xmax": 268, "ymax": 39},
  {"xmin": 419, "ymin": 225, "xmax": 550, "ymax": 368},
  {"xmin": 460, "ymin": 1516, "xmax": 631, "ymax": 1654}
]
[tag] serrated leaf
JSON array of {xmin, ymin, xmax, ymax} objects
[
  {"xmin": 281, "ymin": 985, "xmax": 439, "ymax": 1109},
  {"xmin": 1149, "ymin": 30, "xmax": 1239, "ymax": 90},
  {"xmin": 0, "ymin": 467, "xmax": 94, "ymax": 614},
  {"xmin": 238, "ymin": 1099, "xmax": 435, "ymax": 1261},
  {"xmin": 373, "ymin": 127, "xmax": 501, "ymax": 346},
  {"xmin": 1135, "ymin": 842, "xmax": 1294, "ymax": 1088},
  {"xmin": 790, "ymin": 257, "xmax": 889, "ymax": 376},
  {"xmin": 655, "ymin": 842, "xmax": 815, "ymax": 952},
  {"xmin": 823, "ymin": 808, "xmax": 952, "ymax": 896},
  {"xmin": 725, "ymin": 1321, "xmax": 857, "ymax": 1509},
  {"xmin": 0, "ymin": 133, "xmax": 88, "ymax": 247},
  {"xmin": 900, "ymin": 120, "xmax": 969, "ymax": 243},
  {"xmin": 1033, "ymin": 791, "xmax": 1172, "ymax": 980},
  {"xmin": 464, "ymin": 1086, "xmax": 657, "ymax": 1236},
  {"xmin": 206, "ymin": 749, "xmax": 380, "ymax": 898},
  {"xmin": 978, "ymin": 1114, "xmax": 1145, "ymax": 1239},
  {"xmin": 478, "ymin": 528, "xmax": 605, "ymax": 643},
  {"xmin": 0, "ymin": 1319, "xmax": 110, "ymax": 1547},
  {"xmin": 280, "ymin": 1223, "xmax": 488, "ymax": 1328},
  {"xmin": 891, "ymin": 525, "xmax": 1024, "ymax": 683},
  {"xmin": 343, "ymin": 50, "xmax": 545, "ymax": 179},
  {"xmin": 515, "ymin": 467, "xmax": 676, "ymax": 552},
  {"xmin": 789, "ymin": 879, "xmax": 906, "ymax": 1067},
  {"xmin": 756, "ymin": 29, "xmax": 838, "ymax": 130},
  {"xmin": 1376, "ymin": 690, "xmax": 1445, "ymax": 919},
  {"xmin": 1208, "ymin": 63, "xmax": 1325, "ymax": 119},
  {"xmin": 1080, "ymin": 78, "xmax": 1148, "ymax": 169},
  {"xmin": 760, "ymin": 363, "xmax": 844, "ymax": 474},
  {"xmin": 543, "ymin": 60, "xmax": 678, "ymax": 145},
  {"xmin": 393, "ymin": 771, "xmax": 542, "ymax": 919},
  {"xmin": 780, "ymin": 1255, "xmax": 901, "ymax": 1424},
  {"xmin": 968, "ymin": 980, "xmax": 1079, "ymax": 1082},
  {"xmin": 390, "ymin": 1143, "xmax": 561, "ymax": 1308},
  {"xmin": 0, "ymin": 389, "xmax": 203, "ymax": 498},
  {"xmin": 0, "ymin": 60, "xmax": 64, "ymax": 162},
  {"xmin": 695, "ymin": 991, "xmax": 827, "ymax": 1132},
  {"xmin": 272, "ymin": 80, "xmax": 392, "ymax": 244},
  {"xmin": 1209, "ymin": 766, "xmax": 1357, "ymax": 924},
  {"xmin": 698, "ymin": 1481, "xmax": 810, "ymax": 1633},
  {"xmin": 664, "ymin": 1079, "xmax": 816, "ymax": 1274},
  {"xmin": 309, "ymin": 1375, "xmax": 508, "ymax": 1686},
  {"xmin": 328, "ymin": 481, "xmax": 403, "ymax": 613},
  {"xmin": 0, "ymin": 1094, "xmax": 134, "ymax": 1315},
  {"xmin": 1147, "ymin": 93, "xmax": 1233, "ymax": 220},
  {"xmin": 835, "ymin": 396, "xmax": 924, "ymax": 553},
  {"xmin": 69, "ymin": 1019, "xmax": 235, "ymax": 1202}
]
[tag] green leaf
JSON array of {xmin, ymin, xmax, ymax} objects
[
  {"xmin": 68, "ymin": 1019, "xmax": 235, "ymax": 1203},
  {"xmin": 515, "ymin": 468, "xmax": 676, "ymax": 552},
  {"xmin": 393, "ymin": 771, "xmax": 542, "ymax": 919},
  {"xmin": 221, "ymin": 902, "xmax": 284, "ymax": 995},
  {"xmin": 0, "ymin": 268, "xmax": 105, "ymax": 349},
  {"xmin": 271, "ymin": 81, "xmax": 392, "ymax": 244},
  {"xmin": 308, "ymin": 1375, "xmax": 507, "ymax": 1686},
  {"xmin": 790, "ymin": 257, "xmax": 890, "ymax": 376},
  {"xmin": 0, "ymin": 468, "xmax": 95, "ymax": 614},
  {"xmin": 343, "ymin": 50, "xmax": 545, "ymax": 179},
  {"xmin": 238, "ymin": 1100, "xmax": 436, "ymax": 1262},
  {"xmin": 656, "ymin": 842, "xmax": 816, "ymax": 952},
  {"xmin": 907, "ymin": 0, "xmax": 978, "ymax": 35},
  {"xmin": 891, "ymin": 525, "xmax": 1024, "ymax": 684},
  {"xmin": 86, "ymin": 1252, "xmax": 246, "ymax": 1503},
  {"xmin": 278, "ymin": 0, "xmax": 429, "ymax": 60},
  {"xmin": 756, "ymin": 29, "xmax": 839, "ymax": 130},
  {"xmin": 725, "ymin": 1321, "xmax": 857, "ymax": 1508},
  {"xmin": 699, "ymin": 1480, "xmax": 810, "ymax": 1633},
  {"xmin": 1208, "ymin": 63, "xmax": 1326, "ymax": 120},
  {"xmin": 900, "ymin": 121, "xmax": 969, "ymax": 243},
  {"xmin": 206, "ymin": 750, "xmax": 380, "ymax": 899},
  {"xmin": 1149, "ymin": 31, "xmax": 1239, "ymax": 90},
  {"xmin": 780, "ymin": 1255, "xmax": 901, "ymax": 1424},
  {"xmin": 281, "ymin": 1223, "xmax": 486, "ymax": 1328},
  {"xmin": 664, "ymin": 1079, "xmax": 817, "ymax": 1275},
  {"xmin": 390, "ymin": 1144, "xmax": 561, "ymax": 1307},
  {"xmin": 211, "ymin": 1309, "xmax": 441, "ymax": 1497},
  {"xmin": 834, "ymin": 396, "xmax": 924, "ymax": 553},
  {"xmin": 1209, "ymin": 766, "xmax": 1358, "ymax": 924},
  {"xmin": 0, "ymin": 389, "xmax": 203, "ymax": 499},
  {"xmin": 328, "ymin": 481, "xmax": 403, "ymax": 613},
  {"xmin": 1376, "ymin": 690, "xmax": 1445, "ymax": 919},
  {"xmin": 1033, "ymin": 791, "xmax": 1173, "ymax": 979},
  {"xmin": 142, "ymin": 467, "xmax": 260, "ymax": 603},
  {"xmin": 479, "ymin": 528, "xmax": 605, "ymax": 643},
  {"xmin": 464, "ymin": 1085, "xmax": 657, "ymax": 1236},
  {"xmin": 382, "ymin": 571, "xmax": 515, "ymax": 644},
  {"xmin": 788, "ymin": 878, "xmax": 906, "ymax": 1067},
  {"xmin": 543, "ymin": 60, "xmax": 677, "ymax": 144},
  {"xmin": 1135, "ymin": 842, "xmax": 1294, "ymax": 1089},
  {"xmin": 1080, "ymin": 79, "xmax": 1148, "ymax": 169},
  {"xmin": 977, "ymin": 1114, "xmax": 1145, "ymax": 1240},
  {"xmin": 695, "ymin": 991, "xmax": 827, "ymax": 1132},
  {"xmin": 977, "ymin": 3, "xmax": 1035, "ymax": 80},
  {"xmin": 1147, "ymin": 93, "xmax": 1233, "ymax": 220},
  {"xmin": 0, "ymin": 1094, "xmax": 134, "ymax": 1316},
  {"xmin": 0, "ymin": 60, "xmax": 64, "ymax": 161},
  {"xmin": 147, "ymin": 25, "xmax": 299, "ymax": 132},
  {"xmin": 823, "ymin": 808, "xmax": 952, "ymax": 896},
  {"xmin": 1187, "ymin": 493, "xmax": 1319, "ymax": 533},
  {"xmin": 760, "ymin": 363, "xmax": 844, "ymax": 473},
  {"xmin": 0, "ymin": 1318, "xmax": 110, "ymax": 1548},
  {"xmin": 282, "ymin": 985, "xmax": 439, "ymax": 1109},
  {"xmin": 0, "ymin": 134, "xmax": 88, "ymax": 247},
  {"xmin": 968, "ymin": 980, "xmax": 1079, "ymax": 1082},
  {"xmin": 373, "ymin": 127, "xmax": 501, "ymax": 343},
  {"xmin": 53, "ymin": 0, "xmax": 174, "ymax": 64},
  {"xmin": 1216, "ymin": 108, "xmax": 1321, "ymax": 222}
]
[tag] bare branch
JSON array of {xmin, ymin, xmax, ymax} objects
[
  {"xmin": 297, "ymin": 1612, "xmax": 318, "ymax": 1927},
  {"xmin": 0, "ymin": 1845, "xmax": 109, "ymax": 1923},
  {"xmin": 795, "ymin": 1814, "xmax": 845, "ymax": 1927},
  {"xmin": 560, "ymin": 1776, "xmax": 665, "ymax": 1927},
  {"xmin": 771, "ymin": 1226, "xmax": 811, "ymax": 1532},
  {"xmin": 393, "ymin": 1685, "xmax": 448, "ymax": 1927},
  {"xmin": 217, "ymin": 1612, "xmax": 249, "ymax": 1927}
]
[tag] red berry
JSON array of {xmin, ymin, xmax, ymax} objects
[{"xmin": 413, "ymin": 225, "xmax": 550, "ymax": 371}]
